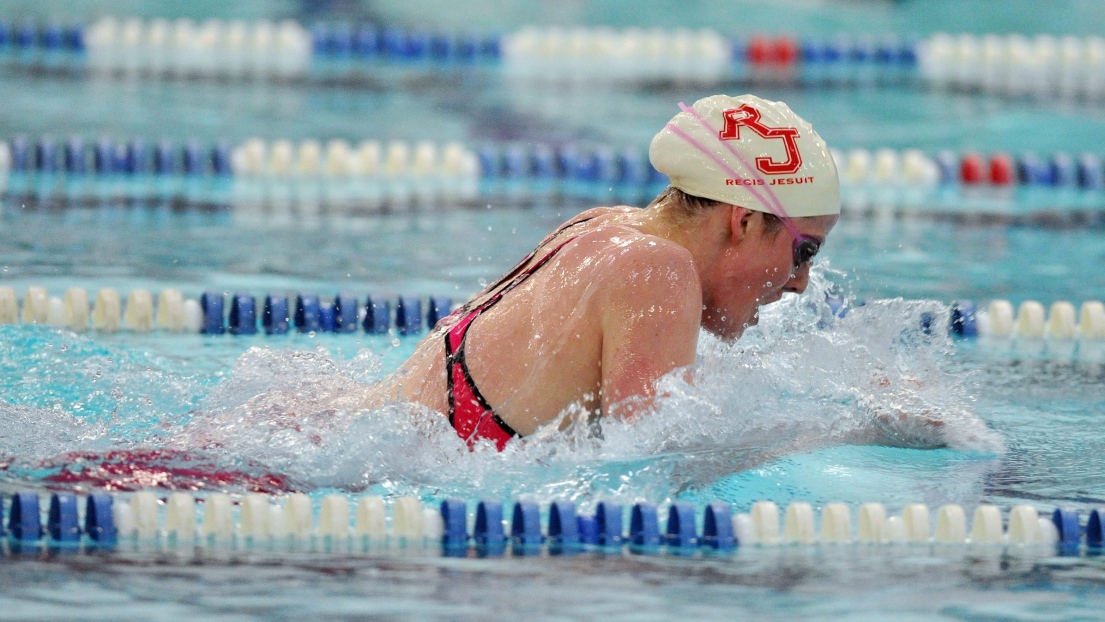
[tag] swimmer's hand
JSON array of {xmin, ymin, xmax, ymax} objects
[{"xmin": 852, "ymin": 374, "xmax": 948, "ymax": 449}]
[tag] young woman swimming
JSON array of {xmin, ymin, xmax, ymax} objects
[{"xmin": 364, "ymin": 94, "xmax": 840, "ymax": 450}]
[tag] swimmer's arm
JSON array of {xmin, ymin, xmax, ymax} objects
[
  {"xmin": 855, "ymin": 408, "xmax": 948, "ymax": 449},
  {"xmin": 598, "ymin": 243, "xmax": 701, "ymax": 422}
]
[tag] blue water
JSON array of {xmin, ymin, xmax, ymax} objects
[{"xmin": 2, "ymin": 0, "xmax": 1105, "ymax": 619}]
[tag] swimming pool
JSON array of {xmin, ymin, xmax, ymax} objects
[{"xmin": 3, "ymin": 0, "xmax": 1105, "ymax": 620}]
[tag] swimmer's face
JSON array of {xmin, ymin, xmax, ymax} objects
[{"xmin": 700, "ymin": 208, "xmax": 837, "ymax": 341}]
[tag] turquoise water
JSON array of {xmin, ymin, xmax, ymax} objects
[{"xmin": 2, "ymin": 0, "xmax": 1105, "ymax": 619}]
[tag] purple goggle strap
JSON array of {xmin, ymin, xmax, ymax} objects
[{"xmin": 663, "ymin": 101, "xmax": 805, "ymax": 242}]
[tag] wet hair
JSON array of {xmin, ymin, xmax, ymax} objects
[{"xmin": 651, "ymin": 185, "xmax": 783, "ymax": 233}]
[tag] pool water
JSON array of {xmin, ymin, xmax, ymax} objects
[{"xmin": 2, "ymin": 0, "xmax": 1105, "ymax": 620}]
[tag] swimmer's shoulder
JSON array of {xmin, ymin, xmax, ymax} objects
[
  {"xmin": 557, "ymin": 205, "xmax": 698, "ymax": 289},
  {"xmin": 575, "ymin": 226, "xmax": 700, "ymax": 307}
]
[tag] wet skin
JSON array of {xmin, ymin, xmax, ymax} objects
[{"xmin": 364, "ymin": 199, "xmax": 838, "ymax": 436}]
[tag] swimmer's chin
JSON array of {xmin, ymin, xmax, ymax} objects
[
  {"xmin": 706, "ymin": 320, "xmax": 753, "ymax": 343},
  {"xmin": 703, "ymin": 310, "xmax": 758, "ymax": 342}
]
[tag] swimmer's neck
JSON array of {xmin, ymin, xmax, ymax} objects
[{"xmin": 628, "ymin": 199, "xmax": 731, "ymax": 267}]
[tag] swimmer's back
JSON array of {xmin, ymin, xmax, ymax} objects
[{"xmin": 369, "ymin": 205, "xmax": 701, "ymax": 436}]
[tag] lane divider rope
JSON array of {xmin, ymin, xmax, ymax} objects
[
  {"xmin": 9, "ymin": 19, "xmax": 1105, "ymax": 104},
  {"xmin": 5, "ymin": 138, "xmax": 1105, "ymax": 217},
  {"xmin": 3, "ymin": 491, "xmax": 1098, "ymax": 556},
  {"xmin": 3, "ymin": 287, "xmax": 1104, "ymax": 354}
]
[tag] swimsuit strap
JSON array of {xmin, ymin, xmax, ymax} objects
[
  {"xmin": 452, "ymin": 213, "xmax": 600, "ymax": 318},
  {"xmin": 474, "ymin": 234, "xmax": 578, "ymax": 315},
  {"xmin": 444, "ymin": 232, "xmax": 583, "ymax": 450},
  {"xmin": 445, "ymin": 232, "xmax": 579, "ymax": 372}
]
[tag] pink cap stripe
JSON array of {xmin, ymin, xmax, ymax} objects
[
  {"xmin": 664, "ymin": 115, "xmax": 802, "ymax": 240},
  {"xmin": 677, "ymin": 102, "xmax": 793, "ymax": 224}
]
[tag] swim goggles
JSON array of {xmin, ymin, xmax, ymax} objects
[
  {"xmin": 791, "ymin": 234, "xmax": 821, "ymax": 270},
  {"xmin": 666, "ymin": 102, "xmax": 823, "ymax": 273}
]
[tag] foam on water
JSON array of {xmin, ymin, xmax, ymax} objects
[{"xmin": 0, "ymin": 265, "xmax": 1001, "ymax": 502}]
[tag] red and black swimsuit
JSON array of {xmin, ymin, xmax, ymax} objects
[{"xmin": 443, "ymin": 217, "xmax": 595, "ymax": 451}]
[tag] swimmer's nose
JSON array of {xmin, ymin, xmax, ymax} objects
[{"xmin": 783, "ymin": 264, "xmax": 811, "ymax": 294}]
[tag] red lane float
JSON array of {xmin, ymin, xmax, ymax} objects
[
  {"xmin": 960, "ymin": 152, "xmax": 985, "ymax": 184},
  {"xmin": 747, "ymin": 35, "xmax": 798, "ymax": 66},
  {"xmin": 772, "ymin": 37, "xmax": 799, "ymax": 65},
  {"xmin": 989, "ymin": 152, "xmax": 1015, "ymax": 185}
]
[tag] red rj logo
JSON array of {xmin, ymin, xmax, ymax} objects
[{"xmin": 719, "ymin": 105, "xmax": 803, "ymax": 175}]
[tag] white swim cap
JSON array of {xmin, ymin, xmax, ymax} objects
[{"xmin": 649, "ymin": 94, "xmax": 840, "ymax": 218}]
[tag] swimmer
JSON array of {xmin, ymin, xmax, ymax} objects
[{"xmin": 365, "ymin": 94, "xmax": 840, "ymax": 450}]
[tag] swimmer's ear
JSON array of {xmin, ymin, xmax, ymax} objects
[{"xmin": 730, "ymin": 205, "xmax": 755, "ymax": 243}]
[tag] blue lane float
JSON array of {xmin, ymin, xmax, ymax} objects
[
  {"xmin": 0, "ymin": 20, "xmax": 83, "ymax": 52},
  {"xmin": 9, "ymin": 492, "xmax": 42, "ymax": 542},
  {"xmin": 48, "ymin": 493, "xmax": 81, "ymax": 543},
  {"xmin": 7, "ymin": 136, "xmax": 232, "ymax": 181},
  {"xmin": 950, "ymin": 301, "xmax": 978, "ymax": 337},
  {"xmin": 199, "ymin": 291, "xmax": 225, "ymax": 335},
  {"xmin": 702, "ymin": 502, "xmax": 737, "ymax": 550},
  {"xmin": 9, "ymin": 135, "xmax": 29, "ymax": 171},
  {"xmin": 262, "ymin": 294, "xmax": 290, "ymax": 335},
  {"xmin": 334, "ymin": 293, "xmax": 358, "ymax": 333},
  {"xmin": 229, "ymin": 293, "xmax": 257, "ymax": 335},
  {"xmin": 440, "ymin": 498, "xmax": 468, "ymax": 549},
  {"xmin": 511, "ymin": 501, "xmax": 543, "ymax": 549},
  {"xmin": 474, "ymin": 499, "xmax": 506, "ymax": 549},
  {"xmin": 294, "ymin": 293, "xmax": 321, "ymax": 332},
  {"xmin": 84, "ymin": 494, "xmax": 116, "ymax": 544},
  {"xmin": 1088, "ymin": 510, "xmax": 1105, "ymax": 548},
  {"xmin": 363, "ymin": 296, "xmax": 391, "ymax": 335},
  {"xmin": 65, "ymin": 137, "xmax": 87, "ymax": 174},
  {"xmin": 547, "ymin": 501, "xmax": 580, "ymax": 547},
  {"xmin": 395, "ymin": 296, "xmax": 422, "ymax": 336},
  {"xmin": 427, "ymin": 296, "xmax": 452, "ymax": 328},
  {"xmin": 665, "ymin": 502, "xmax": 698, "ymax": 549},
  {"xmin": 1052, "ymin": 508, "xmax": 1081, "ymax": 548},
  {"xmin": 630, "ymin": 503, "xmax": 662, "ymax": 548},
  {"xmin": 596, "ymin": 501, "xmax": 624, "ymax": 547},
  {"xmin": 317, "ymin": 302, "xmax": 337, "ymax": 332}
]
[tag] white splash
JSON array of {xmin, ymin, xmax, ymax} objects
[{"xmin": 0, "ymin": 264, "xmax": 1001, "ymax": 502}]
